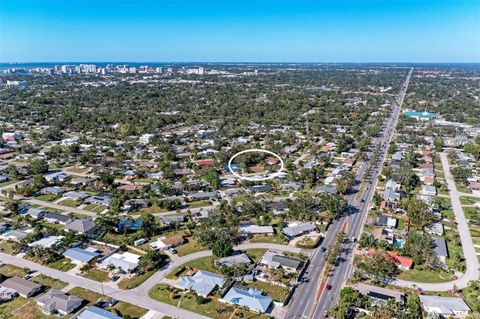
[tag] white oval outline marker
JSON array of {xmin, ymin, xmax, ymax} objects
[{"xmin": 228, "ymin": 149, "xmax": 284, "ymax": 181}]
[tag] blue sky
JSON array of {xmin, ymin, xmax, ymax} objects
[{"xmin": 0, "ymin": 0, "xmax": 479, "ymax": 62}]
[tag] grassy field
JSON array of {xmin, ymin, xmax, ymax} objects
[
  {"xmin": 83, "ymin": 269, "xmax": 110, "ymax": 282},
  {"xmin": 0, "ymin": 241, "xmax": 22, "ymax": 255},
  {"xmin": 35, "ymin": 194, "xmax": 59, "ymax": 202},
  {"xmin": 248, "ymin": 280, "xmax": 289, "ymax": 302},
  {"xmin": 84, "ymin": 204, "xmax": 107, "ymax": 213},
  {"xmin": 0, "ymin": 296, "xmax": 30, "ymax": 319},
  {"xmin": 187, "ymin": 200, "xmax": 212, "ymax": 209},
  {"xmin": 111, "ymin": 301, "xmax": 148, "ymax": 318},
  {"xmin": 68, "ymin": 287, "xmax": 102, "ymax": 306},
  {"xmin": 118, "ymin": 271, "xmax": 155, "ymax": 289},
  {"xmin": 0, "ymin": 180, "xmax": 17, "ymax": 188},
  {"xmin": 58, "ymin": 199, "xmax": 79, "ymax": 207},
  {"xmin": 149, "ymin": 285, "xmax": 272, "ymax": 319},
  {"xmin": 0, "ymin": 264, "xmax": 29, "ymax": 277},
  {"xmin": 48, "ymin": 258, "xmax": 76, "ymax": 271},
  {"xmin": 245, "ymin": 249, "xmax": 267, "ymax": 262},
  {"xmin": 460, "ymin": 196, "xmax": 480, "ymax": 205},
  {"xmin": 175, "ymin": 236, "xmax": 206, "ymax": 257},
  {"xmin": 32, "ymin": 274, "xmax": 68, "ymax": 290},
  {"xmin": 397, "ymin": 268, "xmax": 454, "ymax": 283}
]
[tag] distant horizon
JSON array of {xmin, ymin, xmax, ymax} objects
[{"xmin": 2, "ymin": 61, "xmax": 480, "ymax": 65}]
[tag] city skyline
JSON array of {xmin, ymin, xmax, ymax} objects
[{"xmin": 1, "ymin": 0, "xmax": 479, "ymax": 63}]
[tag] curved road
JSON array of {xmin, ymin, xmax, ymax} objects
[
  {"xmin": 0, "ymin": 243, "xmax": 307, "ymax": 319},
  {"xmin": 391, "ymin": 152, "xmax": 479, "ymax": 291}
]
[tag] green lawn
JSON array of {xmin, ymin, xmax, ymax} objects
[
  {"xmin": 245, "ymin": 249, "xmax": 267, "ymax": 262},
  {"xmin": 48, "ymin": 258, "xmax": 76, "ymax": 271},
  {"xmin": 118, "ymin": 271, "xmax": 155, "ymax": 289},
  {"xmin": 83, "ymin": 268, "xmax": 110, "ymax": 282},
  {"xmin": 166, "ymin": 256, "xmax": 218, "ymax": 279},
  {"xmin": 58, "ymin": 199, "xmax": 79, "ymax": 207},
  {"xmin": 68, "ymin": 287, "xmax": 103, "ymax": 306},
  {"xmin": 397, "ymin": 268, "xmax": 454, "ymax": 283},
  {"xmin": 0, "ymin": 241, "xmax": 22, "ymax": 255},
  {"xmin": 247, "ymin": 280, "xmax": 290, "ymax": 302},
  {"xmin": 32, "ymin": 274, "xmax": 68, "ymax": 290},
  {"xmin": 35, "ymin": 194, "xmax": 59, "ymax": 202},
  {"xmin": 0, "ymin": 296, "xmax": 30, "ymax": 319},
  {"xmin": 84, "ymin": 204, "xmax": 106, "ymax": 212},
  {"xmin": 0, "ymin": 179, "xmax": 17, "ymax": 188},
  {"xmin": 111, "ymin": 301, "xmax": 148, "ymax": 318},
  {"xmin": 175, "ymin": 236, "xmax": 207, "ymax": 257},
  {"xmin": 460, "ymin": 196, "xmax": 480, "ymax": 205},
  {"xmin": 0, "ymin": 264, "xmax": 29, "ymax": 277},
  {"xmin": 187, "ymin": 200, "xmax": 212, "ymax": 209}
]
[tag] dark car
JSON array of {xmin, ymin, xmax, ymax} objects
[
  {"xmin": 320, "ymin": 247, "xmax": 327, "ymax": 253},
  {"xmin": 326, "ymin": 284, "xmax": 332, "ymax": 290}
]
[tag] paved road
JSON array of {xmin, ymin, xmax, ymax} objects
[
  {"xmin": 392, "ymin": 152, "xmax": 479, "ymax": 291},
  {"xmin": 0, "ymin": 243, "xmax": 303, "ymax": 319},
  {"xmin": 287, "ymin": 68, "xmax": 412, "ymax": 319},
  {"xmin": 134, "ymin": 243, "xmax": 311, "ymax": 296}
]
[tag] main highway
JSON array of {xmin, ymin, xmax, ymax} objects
[{"xmin": 286, "ymin": 68, "xmax": 413, "ymax": 319}]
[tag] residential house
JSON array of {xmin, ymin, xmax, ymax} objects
[
  {"xmin": 28, "ymin": 235, "xmax": 64, "ymax": 249},
  {"xmin": 0, "ymin": 229, "xmax": 30, "ymax": 242},
  {"xmin": 385, "ymin": 251, "xmax": 414, "ymax": 271},
  {"xmin": 0, "ymin": 287, "xmax": 17, "ymax": 301},
  {"xmin": 40, "ymin": 186, "xmax": 65, "ymax": 196},
  {"xmin": 218, "ymin": 253, "xmax": 252, "ymax": 267},
  {"xmin": 432, "ymin": 237, "xmax": 449, "ymax": 263},
  {"xmin": 246, "ymin": 184, "xmax": 273, "ymax": 194},
  {"xmin": 160, "ymin": 215, "xmax": 185, "ymax": 225},
  {"xmin": 20, "ymin": 207, "xmax": 46, "ymax": 219},
  {"xmin": 84, "ymin": 195, "xmax": 112, "ymax": 206},
  {"xmin": 355, "ymin": 283, "xmax": 406, "ymax": 304},
  {"xmin": 259, "ymin": 251, "xmax": 303, "ymax": 272},
  {"xmin": 99, "ymin": 251, "xmax": 141, "ymax": 273},
  {"xmin": 63, "ymin": 218, "xmax": 97, "ymax": 236},
  {"xmin": 78, "ymin": 306, "xmax": 123, "ymax": 319},
  {"xmin": 43, "ymin": 212, "xmax": 71, "ymax": 225},
  {"xmin": 419, "ymin": 295, "xmax": 471, "ymax": 318},
  {"xmin": 149, "ymin": 236, "xmax": 184, "ymax": 250},
  {"xmin": 63, "ymin": 247, "xmax": 100, "ymax": 264},
  {"xmin": 36, "ymin": 289, "xmax": 83, "ymax": 315},
  {"xmin": 0, "ymin": 277, "xmax": 42, "ymax": 298},
  {"xmin": 239, "ymin": 225, "xmax": 274, "ymax": 236},
  {"xmin": 174, "ymin": 270, "xmax": 225, "ymax": 297},
  {"xmin": 221, "ymin": 287, "xmax": 272, "ymax": 313},
  {"xmin": 63, "ymin": 191, "xmax": 89, "ymax": 201},
  {"xmin": 376, "ymin": 215, "xmax": 397, "ymax": 228},
  {"xmin": 44, "ymin": 172, "xmax": 69, "ymax": 183},
  {"xmin": 421, "ymin": 185, "xmax": 437, "ymax": 196},
  {"xmin": 425, "ymin": 222, "xmax": 444, "ymax": 236},
  {"xmin": 282, "ymin": 222, "xmax": 316, "ymax": 239},
  {"xmin": 187, "ymin": 191, "xmax": 216, "ymax": 201}
]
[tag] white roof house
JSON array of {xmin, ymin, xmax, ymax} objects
[
  {"xmin": 419, "ymin": 295, "xmax": 470, "ymax": 317},
  {"xmin": 239, "ymin": 225, "xmax": 274, "ymax": 235},
  {"xmin": 28, "ymin": 236, "xmax": 64, "ymax": 249},
  {"xmin": 174, "ymin": 270, "xmax": 224, "ymax": 297},
  {"xmin": 99, "ymin": 252, "xmax": 140, "ymax": 273}
]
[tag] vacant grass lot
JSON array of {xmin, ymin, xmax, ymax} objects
[
  {"xmin": 118, "ymin": 271, "xmax": 155, "ymax": 289},
  {"xmin": 175, "ymin": 236, "xmax": 206, "ymax": 257},
  {"xmin": 0, "ymin": 264, "xmax": 29, "ymax": 277},
  {"xmin": 32, "ymin": 274, "xmax": 68, "ymax": 290},
  {"xmin": 248, "ymin": 280, "xmax": 289, "ymax": 302},
  {"xmin": 0, "ymin": 241, "xmax": 22, "ymax": 255},
  {"xmin": 83, "ymin": 269, "xmax": 110, "ymax": 282},
  {"xmin": 68, "ymin": 287, "xmax": 102, "ymax": 306},
  {"xmin": 249, "ymin": 234, "xmax": 288, "ymax": 245},
  {"xmin": 35, "ymin": 194, "xmax": 59, "ymax": 202},
  {"xmin": 58, "ymin": 199, "xmax": 79, "ymax": 207},
  {"xmin": 397, "ymin": 268, "xmax": 454, "ymax": 283},
  {"xmin": 111, "ymin": 301, "xmax": 148, "ymax": 318}
]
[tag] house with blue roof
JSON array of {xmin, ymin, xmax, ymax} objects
[
  {"xmin": 78, "ymin": 306, "xmax": 123, "ymax": 319},
  {"xmin": 221, "ymin": 287, "xmax": 272, "ymax": 313},
  {"xmin": 174, "ymin": 270, "xmax": 224, "ymax": 297},
  {"xmin": 63, "ymin": 247, "xmax": 100, "ymax": 264}
]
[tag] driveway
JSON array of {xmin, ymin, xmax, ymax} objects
[{"xmin": 392, "ymin": 152, "xmax": 479, "ymax": 291}]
